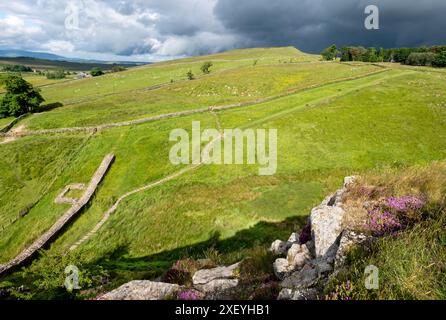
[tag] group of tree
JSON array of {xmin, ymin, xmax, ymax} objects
[
  {"xmin": 1, "ymin": 64, "xmax": 33, "ymax": 73},
  {"xmin": 0, "ymin": 74, "xmax": 44, "ymax": 118},
  {"xmin": 321, "ymin": 44, "xmax": 446, "ymax": 67},
  {"xmin": 46, "ymin": 70, "xmax": 67, "ymax": 80}
]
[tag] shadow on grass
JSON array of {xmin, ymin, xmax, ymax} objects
[
  {"xmin": 1, "ymin": 214, "xmax": 308, "ymax": 299},
  {"xmin": 91, "ymin": 215, "xmax": 308, "ymax": 287}
]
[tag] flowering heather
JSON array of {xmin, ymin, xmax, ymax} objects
[
  {"xmin": 326, "ymin": 281, "xmax": 356, "ymax": 300},
  {"xmin": 365, "ymin": 209, "xmax": 402, "ymax": 236},
  {"xmin": 386, "ymin": 196, "xmax": 425, "ymax": 213},
  {"xmin": 299, "ymin": 222, "xmax": 312, "ymax": 244},
  {"xmin": 173, "ymin": 259, "xmax": 196, "ymax": 271},
  {"xmin": 177, "ymin": 290, "xmax": 203, "ymax": 301}
]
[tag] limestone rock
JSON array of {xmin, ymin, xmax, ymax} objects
[
  {"xmin": 192, "ymin": 262, "xmax": 240, "ymax": 285},
  {"xmin": 287, "ymin": 244, "xmax": 311, "ymax": 269},
  {"xmin": 287, "ymin": 233, "xmax": 299, "ymax": 243},
  {"xmin": 310, "ymin": 257, "xmax": 333, "ymax": 275},
  {"xmin": 281, "ymin": 264, "xmax": 319, "ymax": 289},
  {"xmin": 99, "ymin": 281, "xmax": 181, "ymax": 300},
  {"xmin": 277, "ymin": 288, "xmax": 319, "ymax": 301},
  {"xmin": 195, "ymin": 279, "xmax": 239, "ymax": 299},
  {"xmin": 344, "ymin": 176, "xmax": 357, "ymax": 188},
  {"xmin": 335, "ymin": 231, "xmax": 372, "ymax": 268},
  {"xmin": 286, "ymin": 244, "xmax": 302, "ymax": 262},
  {"xmin": 310, "ymin": 205, "xmax": 345, "ymax": 258},
  {"xmin": 270, "ymin": 240, "xmax": 291, "ymax": 256},
  {"xmin": 273, "ymin": 258, "xmax": 291, "ymax": 280}
]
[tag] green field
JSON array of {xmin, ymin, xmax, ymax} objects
[
  {"xmin": 0, "ymin": 117, "xmax": 14, "ymax": 128},
  {"xmin": 0, "ymin": 47, "xmax": 445, "ymax": 299}
]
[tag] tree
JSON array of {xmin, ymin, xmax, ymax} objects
[
  {"xmin": 321, "ymin": 45, "xmax": 338, "ymax": 61},
  {"xmin": 362, "ymin": 48, "xmax": 379, "ymax": 62},
  {"xmin": 186, "ymin": 70, "xmax": 194, "ymax": 80},
  {"xmin": 0, "ymin": 74, "xmax": 44, "ymax": 118},
  {"xmin": 90, "ymin": 67, "xmax": 104, "ymax": 77},
  {"xmin": 432, "ymin": 51, "xmax": 446, "ymax": 68},
  {"xmin": 200, "ymin": 61, "xmax": 213, "ymax": 74}
]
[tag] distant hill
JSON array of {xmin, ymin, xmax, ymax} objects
[
  {"xmin": 0, "ymin": 50, "xmax": 149, "ymax": 71},
  {"xmin": 0, "ymin": 50, "xmax": 65, "ymax": 61}
]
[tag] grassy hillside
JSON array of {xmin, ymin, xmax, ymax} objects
[{"xmin": 0, "ymin": 47, "xmax": 445, "ymax": 299}]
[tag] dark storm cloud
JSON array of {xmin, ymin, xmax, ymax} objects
[
  {"xmin": 0, "ymin": 0, "xmax": 445, "ymax": 60},
  {"xmin": 214, "ymin": 0, "xmax": 446, "ymax": 52}
]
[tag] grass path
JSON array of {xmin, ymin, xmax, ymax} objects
[
  {"xmin": 70, "ymin": 119, "xmax": 224, "ymax": 250},
  {"xmin": 68, "ymin": 69, "xmax": 412, "ymax": 251}
]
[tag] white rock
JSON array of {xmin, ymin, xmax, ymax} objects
[
  {"xmin": 335, "ymin": 231, "xmax": 372, "ymax": 268},
  {"xmin": 310, "ymin": 204, "xmax": 345, "ymax": 258},
  {"xmin": 286, "ymin": 244, "xmax": 302, "ymax": 262},
  {"xmin": 273, "ymin": 258, "xmax": 291, "ymax": 280},
  {"xmin": 277, "ymin": 288, "xmax": 319, "ymax": 301},
  {"xmin": 288, "ymin": 233, "xmax": 299, "ymax": 243},
  {"xmin": 287, "ymin": 244, "xmax": 311, "ymax": 269},
  {"xmin": 195, "ymin": 279, "xmax": 239, "ymax": 299},
  {"xmin": 291, "ymin": 253, "xmax": 307, "ymax": 269},
  {"xmin": 270, "ymin": 240, "xmax": 290, "ymax": 256},
  {"xmin": 344, "ymin": 176, "xmax": 357, "ymax": 188},
  {"xmin": 99, "ymin": 281, "xmax": 181, "ymax": 300},
  {"xmin": 192, "ymin": 263, "xmax": 240, "ymax": 286},
  {"xmin": 300, "ymin": 243, "xmax": 311, "ymax": 256}
]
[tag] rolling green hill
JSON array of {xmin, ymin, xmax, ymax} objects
[{"xmin": 0, "ymin": 47, "xmax": 445, "ymax": 299}]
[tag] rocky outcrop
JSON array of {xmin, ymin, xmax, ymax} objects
[
  {"xmin": 270, "ymin": 176, "xmax": 372, "ymax": 300},
  {"xmin": 193, "ymin": 262, "xmax": 240, "ymax": 285},
  {"xmin": 99, "ymin": 262, "xmax": 242, "ymax": 301},
  {"xmin": 99, "ymin": 281, "xmax": 181, "ymax": 300},
  {"xmin": 310, "ymin": 205, "xmax": 345, "ymax": 258},
  {"xmin": 335, "ymin": 230, "xmax": 372, "ymax": 269},
  {"xmin": 192, "ymin": 263, "xmax": 241, "ymax": 300}
]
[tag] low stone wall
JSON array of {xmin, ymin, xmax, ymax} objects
[
  {"xmin": 0, "ymin": 114, "xmax": 29, "ymax": 134},
  {"xmin": 0, "ymin": 154, "xmax": 115, "ymax": 277}
]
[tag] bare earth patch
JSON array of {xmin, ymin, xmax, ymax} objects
[{"xmin": 0, "ymin": 125, "xmax": 27, "ymax": 144}]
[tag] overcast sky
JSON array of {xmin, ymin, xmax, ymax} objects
[{"xmin": 0, "ymin": 0, "xmax": 445, "ymax": 62}]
